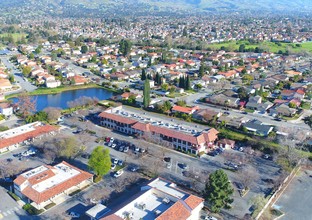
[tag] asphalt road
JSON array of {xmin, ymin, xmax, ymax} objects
[
  {"xmin": 0, "ymin": 188, "xmax": 28, "ymax": 220},
  {"xmin": 0, "ymin": 55, "xmax": 37, "ymax": 93}
]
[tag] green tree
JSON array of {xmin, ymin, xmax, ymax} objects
[
  {"xmin": 141, "ymin": 69, "xmax": 147, "ymax": 81},
  {"xmin": 161, "ymin": 83, "xmax": 169, "ymax": 91},
  {"xmin": 205, "ymin": 169, "xmax": 234, "ymax": 213},
  {"xmin": 199, "ymin": 61, "xmax": 205, "ymax": 78},
  {"xmin": 81, "ymin": 45, "xmax": 88, "ymax": 54},
  {"xmin": 162, "ymin": 101, "xmax": 172, "ymax": 113},
  {"xmin": 288, "ymin": 102, "xmax": 296, "ymax": 108},
  {"xmin": 88, "ymin": 146, "xmax": 111, "ymax": 177},
  {"xmin": 237, "ymin": 87, "xmax": 249, "ymax": 101},
  {"xmin": 34, "ymin": 46, "xmax": 42, "ymax": 54},
  {"xmin": 119, "ymin": 39, "xmax": 132, "ymax": 56},
  {"xmin": 143, "ymin": 79, "xmax": 151, "ymax": 108},
  {"xmin": 185, "ymin": 75, "xmax": 191, "ymax": 90},
  {"xmin": 176, "ymin": 100, "xmax": 186, "ymax": 107},
  {"xmin": 303, "ymin": 115, "xmax": 312, "ymax": 129}
]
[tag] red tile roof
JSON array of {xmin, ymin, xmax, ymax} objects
[
  {"xmin": 101, "ymin": 214, "xmax": 123, "ymax": 220},
  {"xmin": 156, "ymin": 200, "xmax": 191, "ymax": 220},
  {"xmin": 99, "ymin": 112, "xmax": 219, "ymax": 146},
  {"xmin": 98, "ymin": 112, "xmax": 137, "ymax": 125},
  {"xmin": 172, "ymin": 105, "xmax": 199, "ymax": 114},
  {"xmin": 184, "ymin": 194, "xmax": 204, "ymax": 210},
  {"xmin": 0, "ymin": 125, "xmax": 58, "ymax": 150},
  {"xmin": 15, "ymin": 161, "xmax": 93, "ymax": 204}
]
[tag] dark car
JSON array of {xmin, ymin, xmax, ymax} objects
[
  {"xmin": 81, "ymin": 153, "xmax": 91, "ymax": 159},
  {"xmin": 163, "ymin": 157, "xmax": 171, "ymax": 163},
  {"xmin": 274, "ymin": 118, "xmax": 282, "ymax": 121}
]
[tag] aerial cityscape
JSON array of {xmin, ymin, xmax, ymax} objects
[{"xmin": 0, "ymin": 0, "xmax": 311, "ymax": 220}]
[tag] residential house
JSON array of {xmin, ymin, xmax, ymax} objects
[
  {"xmin": 270, "ymin": 104, "xmax": 297, "ymax": 117},
  {"xmin": 70, "ymin": 75, "xmax": 88, "ymax": 85},
  {"xmin": 217, "ymin": 139, "xmax": 235, "ymax": 149},
  {"xmin": 243, "ymin": 119, "xmax": 274, "ymax": 136},
  {"xmin": 171, "ymin": 106, "xmax": 199, "ymax": 115},
  {"xmin": 192, "ymin": 109, "xmax": 222, "ymax": 122},
  {"xmin": 14, "ymin": 161, "xmax": 93, "ymax": 210},
  {"xmin": 205, "ymin": 94, "xmax": 240, "ymax": 108},
  {"xmin": 245, "ymin": 95, "xmax": 273, "ymax": 112},
  {"xmin": 0, "ymin": 102, "xmax": 13, "ymax": 116},
  {"xmin": 0, "ymin": 78, "xmax": 12, "ymax": 91},
  {"xmin": 98, "ymin": 178, "xmax": 204, "ymax": 220}
]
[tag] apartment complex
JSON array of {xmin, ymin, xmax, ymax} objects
[
  {"xmin": 0, "ymin": 122, "xmax": 58, "ymax": 153},
  {"xmin": 98, "ymin": 106, "xmax": 219, "ymax": 155}
]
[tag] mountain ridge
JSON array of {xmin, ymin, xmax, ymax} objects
[{"xmin": 0, "ymin": 0, "xmax": 311, "ymax": 14}]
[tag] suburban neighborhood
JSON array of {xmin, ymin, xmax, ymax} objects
[{"xmin": 0, "ymin": 1, "xmax": 312, "ymax": 220}]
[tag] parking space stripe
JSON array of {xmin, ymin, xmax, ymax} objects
[
  {"xmin": 3, "ymin": 212, "xmax": 7, "ymax": 216},
  {"xmin": 14, "ymin": 207, "xmax": 19, "ymax": 211}
]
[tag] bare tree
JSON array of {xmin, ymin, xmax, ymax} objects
[
  {"xmin": 237, "ymin": 165, "xmax": 259, "ymax": 190},
  {"xmin": 16, "ymin": 92, "xmax": 36, "ymax": 118},
  {"xmin": 43, "ymin": 107, "xmax": 62, "ymax": 122}
]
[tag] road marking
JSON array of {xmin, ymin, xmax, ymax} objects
[
  {"xmin": 14, "ymin": 207, "xmax": 19, "ymax": 211},
  {"xmin": 2, "ymin": 212, "xmax": 7, "ymax": 216},
  {"xmin": 7, "ymin": 210, "xmax": 12, "ymax": 214}
]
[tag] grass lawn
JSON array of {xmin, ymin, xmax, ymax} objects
[
  {"xmin": 0, "ymin": 32, "xmax": 27, "ymax": 42},
  {"xmin": 208, "ymin": 40, "xmax": 312, "ymax": 53},
  {"xmin": 5, "ymin": 83, "xmax": 102, "ymax": 99},
  {"xmin": 301, "ymin": 102, "xmax": 311, "ymax": 110}
]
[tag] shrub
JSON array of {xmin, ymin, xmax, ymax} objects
[
  {"xmin": 69, "ymin": 189, "xmax": 81, "ymax": 196},
  {"xmin": 94, "ymin": 175, "xmax": 102, "ymax": 183},
  {"xmin": 44, "ymin": 202, "xmax": 56, "ymax": 210},
  {"xmin": 22, "ymin": 204, "xmax": 44, "ymax": 215},
  {"xmin": 7, "ymin": 191, "xmax": 20, "ymax": 201}
]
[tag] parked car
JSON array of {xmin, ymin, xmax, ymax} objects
[
  {"xmin": 139, "ymin": 148, "xmax": 146, "ymax": 153},
  {"xmin": 111, "ymin": 144, "xmax": 116, "ymax": 148},
  {"xmin": 262, "ymin": 154, "xmax": 272, "ymax": 160},
  {"xmin": 81, "ymin": 153, "xmax": 91, "ymax": 159},
  {"xmin": 118, "ymin": 160, "xmax": 123, "ymax": 166},
  {"xmin": 179, "ymin": 163, "xmax": 189, "ymax": 170},
  {"xmin": 163, "ymin": 157, "xmax": 171, "ymax": 163},
  {"xmin": 112, "ymin": 158, "xmax": 118, "ymax": 164},
  {"xmin": 123, "ymin": 146, "xmax": 129, "ymax": 152},
  {"xmin": 204, "ymin": 215, "xmax": 218, "ymax": 220},
  {"xmin": 119, "ymin": 146, "xmax": 124, "ymax": 152},
  {"xmin": 129, "ymin": 166, "xmax": 138, "ymax": 172},
  {"xmin": 67, "ymin": 211, "xmax": 80, "ymax": 218},
  {"xmin": 134, "ymin": 146, "xmax": 140, "ymax": 152},
  {"xmin": 166, "ymin": 163, "xmax": 172, "ymax": 169},
  {"xmin": 114, "ymin": 169, "xmax": 124, "ymax": 178},
  {"xmin": 111, "ymin": 164, "xmax": 116, "ymax": 170}
]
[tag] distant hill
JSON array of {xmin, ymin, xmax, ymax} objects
[{"xmin": 0, "ymin": 0, "xmax": 312, "ymax": 14}]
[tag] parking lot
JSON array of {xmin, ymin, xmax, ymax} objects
[
  {"xmin": 274, "ymin": 168, "xmax": 312, "ymax": 220},
  {"xmin": 0, "ymin": 108, "xmax": 283, "ymax": 219}
]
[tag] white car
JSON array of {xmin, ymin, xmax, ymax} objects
[
  {"xmin": 111, "ymin": 144, "xmax": 116, "ymax": 148},
  {"xmin": 68, "ymin": 212, "xmax": 80, "ymax": 218},
  {"xmin": 111, "ymin": 164, "xmax": 116, "ymax": 170},
  {"xmin": 112, "ymin": 158, "xmax": 118, "ymax": 164},
  {"xmin": 114, "ymin": 169, "xmax": 124, "ymax": 178}
]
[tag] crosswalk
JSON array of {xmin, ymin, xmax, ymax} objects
[{"xmin": 0, "ymin": 206, "xmax": 21, "ymax": 219}]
